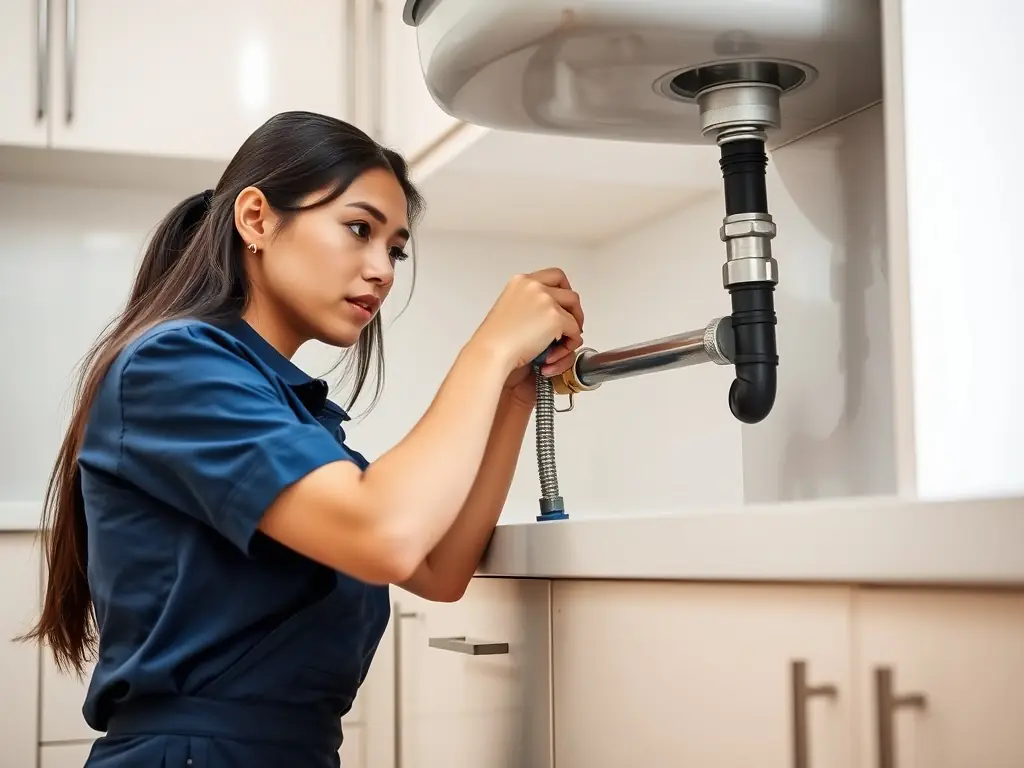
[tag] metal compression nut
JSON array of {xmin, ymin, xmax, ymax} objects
[
  {"xmin": 703, "ymin": 317, "xmax": 735, "ymax": 365},
  {"xmin": 720, "ymin": 212, "xmax": 779, "ymax": 287}
]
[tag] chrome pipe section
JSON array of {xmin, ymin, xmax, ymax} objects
[{"xmin": 555, "ymin": 316, "xmax": 734, "ymax": 395}]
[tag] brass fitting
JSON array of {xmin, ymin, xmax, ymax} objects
[{"xmin": 551, "ymin": 347, "xmax": 601, "ymax": 396}]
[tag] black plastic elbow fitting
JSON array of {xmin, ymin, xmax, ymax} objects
[{"xmin": 728, "ymin": 282, "xmax": 777, "ymax": 423}]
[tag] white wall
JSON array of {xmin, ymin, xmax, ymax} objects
[
  {"xmin": 897, "ymin": 0, "xmax": 1024, "ymax": 502},
  {"xmin": 0, "ymin": 182, "xmax": 161, "ymax": 508},
  {"xmin": 0, "ymin": 180, "xmax": 597, "ymax": 525},
  {"xmin": 570, "ymin": 104, "xmax": 896, "ymax": 509},
  {"xmin": 562, "ymin": 192, "xmax": 747, "ymax": 512}
]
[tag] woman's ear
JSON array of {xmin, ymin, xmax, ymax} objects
[{"xmin": 233, "ymin": 186, "xmax": 279, "ymax": 251}]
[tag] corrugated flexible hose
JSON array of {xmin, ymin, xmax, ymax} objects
[{"xmin": 533, "ymin": 355, "xmax": 567, "ymax": 520}]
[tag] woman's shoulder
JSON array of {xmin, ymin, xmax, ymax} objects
[
  {"xmin": 104, "ymin": 317, "xmax": 267, "ymax": 400},
  {"xmin": 122, "ymin": 317, "xmax": 238, "ymax": 360},
  {"xmin": 113, "ymin": 317, "xmax": 251, "ymax": 371}
]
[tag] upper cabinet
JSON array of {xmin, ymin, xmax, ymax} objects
[
  {"xmin": 0, "ymin": 0, "xmax": 49, "ymax": 147},
  {"xmin": 1, "ymin": 0, "xmax": 354, "ymax": 161}
]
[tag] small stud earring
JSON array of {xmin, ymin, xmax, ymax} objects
[{"xmin": 247, "ymin": 243, "xmax": 257, "ymax": 254}]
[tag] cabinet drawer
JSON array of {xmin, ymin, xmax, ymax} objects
[
  {"xmin": 41, "ymin": 654, "xmax": 96, "ymax": 742},
  {"xmin": 395, "ymin": 577, "xmax": 553, "ymax": 768}
]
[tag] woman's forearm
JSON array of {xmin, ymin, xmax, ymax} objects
[
  {"xmin": 358, "ymin": 342, "xmax": 512, "ymax": 572},
  {"xmin": 412, "ymin": 391, "xmax": 533, "ymax": 600}
]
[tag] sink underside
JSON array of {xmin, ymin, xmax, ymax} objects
[{"xmin": 409, "ymin": 0, "xmax": 883, "ymax": 148}]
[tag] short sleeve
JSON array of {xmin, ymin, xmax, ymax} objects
[{"xmin": 115, "ymin": 324, "xmax": 351, "ymax": 553}]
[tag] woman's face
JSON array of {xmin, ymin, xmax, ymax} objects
[{"xmin": 238, "ymin": 167, "xmax": 411, "ymax": 354}]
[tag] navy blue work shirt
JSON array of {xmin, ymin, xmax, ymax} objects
[{"xmin": 76, "ymin": 317, "xmax": 391, "ymax": 767}]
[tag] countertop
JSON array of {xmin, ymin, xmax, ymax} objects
[
  {"xmin": 0, "ymin": 502, "xmax": 41, "ymax": 532},
  {"xmin": 5, "ymin": 495, "xmax": 1023, "ymax": 586},
  {"xmin": 477, "ymin": 494, "xmax": 1024, "ymax": 586}
]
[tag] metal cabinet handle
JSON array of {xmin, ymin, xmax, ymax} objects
[
  {"xmin": 36, "ymin": 0, "xmax": 49, "ymax": 120},
  {"xmin": 875, "ymin": 667, "xmax": 926, "ymax": 768},
  {"xmin": 428, "ymin": 636, "xmax": 509, "ymax": 656},
  {"xmin": 791, "ymin": 660, "xmax": 838, "ymax": 768},
  {"xmin": 393, "ymin": 604, "xmax": 421, "ymax": 768},
  {"xmin": 370, "ymin": 0, "xmax": 385, "ymax": 139},
  {"xmin": 63, "ymin": 0, "xmax": 75, "ymax": 122},
  {"xmin": 345, "ymin": 0, "xmax": 357, "ymax": 122}
]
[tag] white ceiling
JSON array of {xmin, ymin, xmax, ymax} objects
[{"xmin": 416, "ymin": 128, "xmax": 724, "ymax": 246}]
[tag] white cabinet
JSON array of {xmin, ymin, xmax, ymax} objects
[
  {"xmin": 553, "ymin": 581, "xmax": 1024, "ymax": 768},
  {"xmin": 0, "ymin": 0, "xmax": 355, "ymax": 162},
  {"xmin": 394, "ymin": 578, "xmax": 552, "ymax": 768},
  {"xmin": 855, "ymin": 589, "xmax": 1024, "ymax": 768},
  {"xmin": 0, "ymin": 534, "xmax": 43, "ymax": 768},
  {"xmin": 552, "ymin": 581, "xmax": 854, "ymax": 768},
  {"xmin": 40, "ymin": 654, "xmax": 94, "ymax": 743},
  {"xmin": 340, "ymin": 722, "xmax": 366, "ymax": 768},
  {"xmin": 47, "ymin": 0, "xmax": 353, "ymax": 161},
  {"xmin": 381, "ymin": 0, "xmax": 461, "ymax": 162},
  {"xmin": 0, "ymin": 0, "xmax": 49, "ymax": 147}
]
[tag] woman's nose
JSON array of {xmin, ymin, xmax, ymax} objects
[{"xmin": 364, "ymin": 246, "xmax": 395, "ymax": 283}]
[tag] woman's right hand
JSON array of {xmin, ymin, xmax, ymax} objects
[{"xmin": 471, "ymin": 268, "xmax": 584, "ymax": 374}]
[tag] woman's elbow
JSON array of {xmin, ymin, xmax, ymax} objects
[
  {"xmin": 429, "ymin": 582, "xmax": 468, "ymax": 603},
  {"xmin": 365, "ymin": 523, "xmax": 423, "ymax": 585}
]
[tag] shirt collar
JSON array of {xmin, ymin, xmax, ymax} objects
[{"xmin": 220, "ymin": 318, "xmax": 351, "ymax": 423}]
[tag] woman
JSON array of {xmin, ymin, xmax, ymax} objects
[{"xmin": 24, "ymin": 111, "xmax": 584, "ymax": 767}]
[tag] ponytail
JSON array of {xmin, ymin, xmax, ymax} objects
[
  {"xmin": 127, "ymin": 190, "xmax": 213, "ymax": 306},
  {"xmin": 18, "ymin": 189, "xmax": 214, "ymax": 676}
]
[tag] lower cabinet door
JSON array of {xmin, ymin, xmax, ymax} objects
[
  {"xmin": 395, "ymin": 577, "xmax": 553, "ymax": 768},
  {"xmin": 0, "ymin": 534, "xmax": 42, "ymax": 768},
  {"xmin": 40, "ymin": 741, "xmax": 96, "ymax": 768},
  {"xmin": 855, "ymin": 588, "xmax": 1024, "ymax": 768},
  {"xmin": 552, "ymin": 581, "xmax": 855, "ymax": 768},
  {"xmin": 339, "ymin": 721, "xmax": 365, "ymax": 768}
]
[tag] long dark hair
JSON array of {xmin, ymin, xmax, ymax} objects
[{"xmin": 22, "ymin": 111, "xmax": 424, "ymax": 676}]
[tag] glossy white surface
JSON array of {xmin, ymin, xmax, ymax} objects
[
  {"xmin": 409, "ymin": 0, "xmax": 882, "ymax": 146},
  {"xmin": 382, "ymin": 0, "xmax": 462, "ymax": 162}
]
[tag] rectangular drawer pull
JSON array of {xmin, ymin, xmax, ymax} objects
[{"xmin": 428, "ymin": 636, "xmax": 509, "ymax": 655}]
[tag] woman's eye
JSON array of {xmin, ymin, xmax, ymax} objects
[
  {"xmin": 390, "ymin": 247, "xmax": 410, "ymax": 263},
  {"xmin": 346, "ymin": 222, "xmax": 371, "ymax": 239}
]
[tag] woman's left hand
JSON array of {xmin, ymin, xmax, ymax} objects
[{"xmin": 501, "ymin": 267, "xmax": 584, "ymax": 410}]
